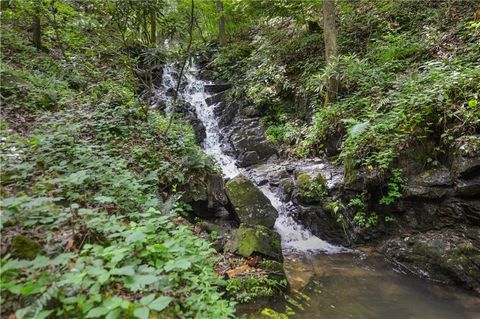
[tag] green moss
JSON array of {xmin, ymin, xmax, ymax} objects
[
  {"xmin": 235, "ymin": 225, "xmax": 282, "ymax": 260},
  {"xmin": 11, "ymin": 235, "xmax": 41, "ymax": 260},
  {"xmin": 259, "ymin": 259, "xmax": 287, "ymax": 282},
  {"xmin": 225, "ymin": 224, "xmax": 282, "ymax": 261},
  {"xmin": 295, "ymin": 172, "xmax": 326, "ymax": 203},
  {"xmin": 259, "ymin": 308, "xmax": 288, "ymax": 319}
]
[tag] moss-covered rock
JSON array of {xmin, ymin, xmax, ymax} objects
[
  {"xmin": 258, "ymin": 308, "xmax": 288, "ymax": 319},
  {"xmin": 225, "ymin": 224, "xmax": 282, "ymax": 261},
  {"xmin": 11, "ymin": 235, "xmax": 41, "ymax": 260},
  {"xmin": 225, "ymin": 175, "xmax": 278, "ymax": 228},
  {"xmin": 379, "ymin": 229, "xmax": 480, "ymax": 293},
  {"xmin": 293, "ymin": 171, "xmax": 326, "ymax": 204}
]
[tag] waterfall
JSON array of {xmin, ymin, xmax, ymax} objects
[{"xmin": 156, "ymin": 62, "xmax": 347, "ymax": 254}]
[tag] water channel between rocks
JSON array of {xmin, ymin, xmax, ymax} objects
[{"xmin": 158, "ymin": 63, "xmax": 480, "ymax": 319}]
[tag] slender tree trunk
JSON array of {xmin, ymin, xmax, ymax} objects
[
  {"xmin": 323, "ymin": 0, "xmax": 338, "ymax": 103},
  {"xmin": 32, "ymin": 0, "xmax": 41, "ymax": 49},
  {"xmin": 32, "ymin": 15, "xmax": 41, "ymax": 49},
  {"xmin": 150, "ymin": 11, "xmax": 156, "ymax": 45},
  {"xmin": 216, "ymin": 0, "xmax": 226, "ymax": 47}
]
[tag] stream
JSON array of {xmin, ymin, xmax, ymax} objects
[{"xmin": 157, "ymin": 62, "xmax": 480, "ymax": 318}]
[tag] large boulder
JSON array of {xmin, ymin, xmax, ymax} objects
[
  {"xmin": 224, "ymin": 224, "xmax": 282, "ymax": 261},
  {"xmin": 225, "ymin": 175, "xmax": 278, "ymax": 228}
]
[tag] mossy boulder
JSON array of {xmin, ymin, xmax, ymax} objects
[
  {"xmin": 11, "ymin": 235, "xmax": 41, "ymax": 260},
  {"xmin": 379, "ymin": 229, "xmax": 480, "ymax": 293},
  {"xmin": 225, "ymin": 175, "xmax": 278, "ymax": 228},
  {"xmin": 225, "ymin": 224, "xmax": 282, "ymax": 261},
  {"xmin": 293, "ymin": 171, "xmax": 327, "ymax": 204}
]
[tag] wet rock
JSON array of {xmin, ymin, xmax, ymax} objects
[
  {"xmin": 229, "ymin": 121, "xmax": 277, "ymax": 167},
  {"xmin": 258, "ymin": 308, "xmax": 288, "ymax": 319},
  {"xmin": 379, "ymin": 230, "xmax": 480, "ymax": 293},
  {"xmin": 11, "ymin": 235, "xmax": 41, "ymax": 260},
  {"xmin": 266, "ymin": 169, "xmax": 288, "ymax": 187},
  {"xmin": 278, "ymin": 178, "xmax": 294, "ymax": 202},
  {"xmin": 224, "ymin": 224, "xmax": 282, "ymax": 261},
  {"xmin": 186, "ymin": 114, "xmax": 206, "ymax": 144},
  {"xmin": 225, "ymin": 175, "xmax": 278, "ymax": 228},
  {"xmin": 206, "ymin": 91, "xmax": 227, "ymax": 106},
  {"xmin": 217, "ymin": 102, "xmax": 238, "ymax": 128},
  {"xmin": 295, "ymin": 204, "xmax": 346, "ymax": 245},
  {"xmin": 238, "ymin": 151, "xmax": 260, "ymax": 167},
  {"xmin": 204, "ymin": 83, "xmax": 231, "ymax": 94}
]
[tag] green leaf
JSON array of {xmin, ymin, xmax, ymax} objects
[
  {"xmin": 164, "ymin": 259, "xmax": 191, "ymax": 272},
  {"xmin": 110, "ymin": 265, "xmax": 135, "ymax": 276},
  {"xmin": 31, "ymin": 255, "xmax": 52, "ymax": 269},
  {"xmin": 105, "ymin": 308, "xmax": 122, "ymax": 319},
  {"xmin": 140, "ymin": 294, "xmax": 155, "ymax": 306},
  {"xmin": 468, "ymin": 99, "xmax": 478, "ymax": 108},
  {"xmin": 2, "ymin": 259, "xmax": 31, "ymax": 271},
  {"xmin": 126, "ymin": 274, "xmax": 157, "ymax": 291},
  {"xmin": 94, "ymin": 195, "xmax": 115, "ymax": 204},
  {"xmin": 33, "ymin": 310, "xmax": 54, "ymax": 319},
  {"xmin": 125, "ymin": 230, "xmax": 146, "ymax": 244},
  {"xmin": 86, "ymin": 306, "xmax": 109, "ymax": 318},
  {"xmin": 148, "ymin": 296, "xmax": 173, "ymax": 312},
  {"xmin": 133, "ymin": 307, "xmax": 149, "ymax": 319}
]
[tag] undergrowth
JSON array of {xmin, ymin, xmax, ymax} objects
[{"xmin": 0, "ymin": 21, "xmax": 234, "ymax": 319}]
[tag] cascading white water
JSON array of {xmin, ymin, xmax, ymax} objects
[{"xmin": 157, "ymin": 62, "xmax": 346, "ymax": 254}]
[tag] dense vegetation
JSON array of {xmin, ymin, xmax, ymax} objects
[
  {"xmin": 212, "ymin": 0, "xmax": 479, "ymax": 174},
  {"xmin": 1, "ymin": 0, "xmax": 479, "ymax": 318},
  {"xmin": 1, "ymin": 1, "xmax": 234, "ymax": 318}
]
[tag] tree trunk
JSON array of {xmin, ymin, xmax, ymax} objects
[
  {"xmin": 216, "ymin": 0, "xmax": 226, "ymax": 47},
  {"xmin": 150, "ymin": 11, "xmax": 156, "ymax": 45},
  {"xmin": 323, "ymin": 0, "xmax": 338, "ymax": 103},
  {"xmin": 32, "ymin": 14, "xmax": 41, "ymax": 49},
  {"xmin": 32, "ymin": 0, "xmax": 41, "ymax": 49}
]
